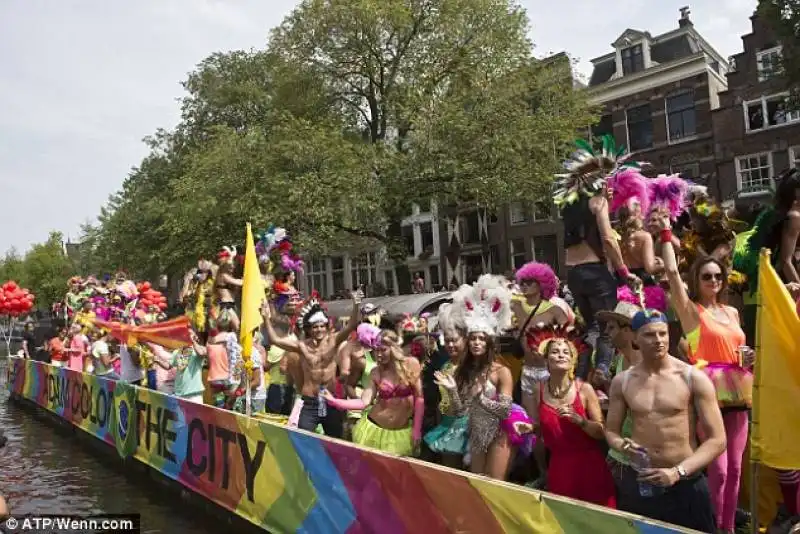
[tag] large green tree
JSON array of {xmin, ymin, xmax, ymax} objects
[
  {"xmin": 0, "ymin": 232, "xmax": 76, "ymax": 308},
  {"xmin": 758, "ymin": 0, "xmax": 800, "ymax": 108},
  {"xmin": 87, "ymin": 0, "xmax": 596, "ymax": 290}
]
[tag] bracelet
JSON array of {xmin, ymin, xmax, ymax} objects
[
  {"xmin": 616, "ymin": 266, "xmax": 630, "ymax": 279},
  {"xmin": 660, "ymin": 229, "xmax": 673, "ymax": 244},
  {"xmin": 579, "ymin": 417, "xmax": 588, "ymax": 428}
]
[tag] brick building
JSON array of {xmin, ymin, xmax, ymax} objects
[
  {"xmin": 586, "ymin": 7, "xmax": 729, "ymax": 184},
  {"xmin": 711, "ymin": 11, "xmax": 800, "ymax": 201}
]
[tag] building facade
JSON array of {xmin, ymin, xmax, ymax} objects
[
  {"xmin": 302, "ymin": 202, "xmax": 444, "ymax": 299},
  {"xmin": 711, "ymin": 11, "xmax": 800, "ymax": 201},
  {"xmin": 586, "ymin": 7, "xmax": 728, "ymax": 184}
]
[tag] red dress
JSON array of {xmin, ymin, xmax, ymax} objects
[{"xmin": 539, "ymin": 382, "xmax": 617, "ymax": 508}]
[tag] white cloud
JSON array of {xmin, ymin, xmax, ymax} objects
[{"xmin": 0, "ymin": 0, "xmax": 758, "ymax": 254}]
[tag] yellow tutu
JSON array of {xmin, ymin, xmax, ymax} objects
[{"xmin": 352, "ymin": 415, "xmax": 414, "ymax": 456}]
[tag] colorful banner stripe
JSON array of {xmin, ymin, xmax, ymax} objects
[{"xmin": 5, "ymin": 359, "xmax": 695, "ymax": 534}]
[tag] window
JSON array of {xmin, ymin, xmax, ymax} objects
[
  {"xmin": 666, "ymin": 91, "xmax": 696, "ymax": 142},
  {"xmin": 428, "ymin": 265, "xmax": 440, "ymax": 288},
  {"xmin": 532, "ymin": 235, "xmax": 559, "ymax": 267},
  {"xmin": 790, "ymin": 146, "xmax": 800, "ymax": 167},
  {"xmin": 509, "ymin": 202, "xmax": 528, "ymax": 225},
  {"xmin": 463, "ymin": 255, "xmax": 484, "ymax": 284},
  {"xmin": 532, "ymin": 202, "xmax": 551, "ymax": 221},
  {"xmin": 383, "ymin": 269, "xmax": 396, "ymax": 295},
  {"xmin": 671, "ymin": 162, "xmax": 700, "ymax": 180},
  {"xmin": 509, "ymin": 238, "xmax": 526, "ymax": 270},
  {"xmin": 306, "ymin": 258, "xmax": 328, "ymax": 298},
  {"xmin": 592, "ymin": 114, "xmax": 614, "ymax": 139},
  {"xmin": 757, "ymin": 46, "xmax": 782, "ymax": 82},
  {"xmin": 459, "ymin": 211, "xmax": 481, "ymax": 244},
  {"xmin": 744, "ymin": 94, "xmax": 800, "ymax": 132},
  {"xmin": 626, "ymin": 104, "xmax": 653, "ymax": 151},
  {"xmin": 736, "ymin": 153, "xmax": 773, "ymax": 193},
  {"xmin": 420, "ymin": 222, "xmax": 434, "ymax": 254},
  {"xmin": 489, "ymin": 244, "xmax": 501, "ymax": 273},
  {"xmin": 351, "ymin": 252, "xmax": 377, "ymax": 289},
  {"xmin": 621, "ymin": 44, "xmax": 644, "ymax": 75},
  {"xmin": 400, "ymin": 224, "xmax": 415, "ymax": 257},
  {"xmin": 331, "ymin": 257, "xmax": 345, "ymax": 296}
]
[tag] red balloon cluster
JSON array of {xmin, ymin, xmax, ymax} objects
[
  {"xmin": 0, "ymin": 281, "xmax": 35, "ymax": 317},
  {"xmin": 135, "ymin": 281, "xmax": 168, "ymax": 311}
]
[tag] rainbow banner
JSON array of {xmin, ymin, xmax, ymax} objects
[{"xmin": 6, "ymin": 359, "xmax": 694, "ymax": 534}]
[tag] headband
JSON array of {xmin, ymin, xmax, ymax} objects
[{"xmin": 306, "ymin": 310, "xmax": 328, "ymax": 326}]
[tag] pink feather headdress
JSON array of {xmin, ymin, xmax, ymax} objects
[
  {"xmin": 608, "ymin": 168, "xmax": 650, "ymax": 216},
  {"xmin": 356, "ymin": 323, "xmax": 382, "ymax": 349},
  {"xmin": 647, "ymin": 173, "xmax": 689, "ymax": 220}
]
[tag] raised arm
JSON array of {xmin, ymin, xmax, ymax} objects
[
  {"xmin": 657, "ymin": 215, "xmax": 700, "ymax": 333},
  {"xmin": 591, "ymin": 194, "xmax": 627, "ymax": 273},
  {"xmin": 260, "ymin": 301, "xmax": 301, "ymax": 352},
  {"xmin": 335, "ymin": 291, "xmax": 363, "ymax": 346},
  {"xmin": 638, "ymin": 231, "xmax": 661, "ymax": 275}
]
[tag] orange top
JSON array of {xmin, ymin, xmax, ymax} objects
[
  {"xmin": 206, "ymin": 343, "xmax": 230, "ymax": 383},
  {"xmin": 686, "ymin": 304, "xmax": 745, "ymax": 365}
]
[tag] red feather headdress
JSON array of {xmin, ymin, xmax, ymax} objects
[{"xmin": 525, "ymin": 324, "xmax": 587, "ymax": 359}]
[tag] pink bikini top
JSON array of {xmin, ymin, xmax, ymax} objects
[{"xmin": 376, "ymin": 379, "xmax": 413, "ymax": 400}]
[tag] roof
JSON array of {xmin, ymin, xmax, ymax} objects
[
  {"xmin": 587, "ymin": 23, "xmax": 725, "ymax": 88},
  {"xmin": 324, "ymin": 292, "xmax": 453, "ymax": 321}
]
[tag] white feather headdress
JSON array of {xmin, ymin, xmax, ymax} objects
[{"xmin": 449, "ymin": 275, "xmax": 512, "ymax": 336}]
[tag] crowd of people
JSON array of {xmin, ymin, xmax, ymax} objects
[{"xmin": 13, "ymin": 135, "xmax": 800, "ymax": 534}]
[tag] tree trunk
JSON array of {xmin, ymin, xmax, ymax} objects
[{"xmin": 385, "ymin": 219, "xmax": 412, "ymax": 295}]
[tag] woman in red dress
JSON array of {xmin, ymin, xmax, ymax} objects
[{"xmin": 532, "ymin": 329, "xmax": 617, "ymax": 508}]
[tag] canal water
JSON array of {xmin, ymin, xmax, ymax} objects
[{"xmin": 0, "ymin": 359, "xmax": 216, "ymax": 534}]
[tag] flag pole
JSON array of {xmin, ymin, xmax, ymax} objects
[{"xmin": 750, "ymin": 460, "xmax": 759, "ymax": 534}]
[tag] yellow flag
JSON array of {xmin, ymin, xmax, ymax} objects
[
  {"xmin": 239, "ymin": 223, "xmax": 263, "ymax": 359},
  {"xmin": 751, "ymin": 249, "xmax": 800, "ymax": 469}
]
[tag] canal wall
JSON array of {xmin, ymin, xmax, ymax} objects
[{"xmin": 5, "ymin": 358, "xmax": 696, "ymax": 534}]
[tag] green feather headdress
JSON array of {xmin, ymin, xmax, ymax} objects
[{"xmin": 553, "ymin": 135, "xmax": 643, "ymax": 207}]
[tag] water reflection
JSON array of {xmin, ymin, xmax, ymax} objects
[{"xmin": 0, "ymin": 360, "xmax": 216, "ymax": 533}]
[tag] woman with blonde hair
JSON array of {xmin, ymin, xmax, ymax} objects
[{"xmin": 323, "ymin": 329, "xmax": 424, "ymax": 456}]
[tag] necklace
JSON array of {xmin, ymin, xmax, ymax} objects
[{"xmin": 548, "ymin": 379, "xmax": 572, "ymax": 399}]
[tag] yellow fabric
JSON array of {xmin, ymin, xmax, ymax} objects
[
  {"xmin": 751, "ymin": 250, "xmax": 800, "ymax": 469},
  {"xmin": 739, "ymin": 441, "xmax": 783, "ymax": 527},
  {"xmin": 352, "ymin": 413, "xmax": 413, "ymax": 456},
  {"xmin": 239, "ymin": 223, "xmax": 264, "ymax": 363}
]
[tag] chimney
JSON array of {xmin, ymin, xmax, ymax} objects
[{"xmin": 679, "ymin": 6, "xmax": 692, "ymax": 27}]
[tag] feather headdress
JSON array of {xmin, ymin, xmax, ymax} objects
[
  {"xmin": 553, "ymin": 135, "xmax": 643, "ymax": 207},
  {"xmin": 525, "ymin": 324, "xmax": 587, "ymax": 359},
  {"xmin": 256, "ymin": 225, "xmax": 304, "ymax": 274},
  {"xmin": 296, "ymin": 292, "xmax": 329, "ymax": 330},
  {"xmin": 647, "ymin": 173, "xmax": 689, "ymax": 220},
  {"xmin": 608, "ymin": 167, "xmax": 651, "ymax": 216},
  {"xmin": 450, "ymin": 275, "xmax": 512, "ymax": 336},
  {"xmin": 217, "ymin": 246, "xmax": 237, "ymax": 265}
]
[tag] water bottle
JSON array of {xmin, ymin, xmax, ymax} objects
[{"xmin": 630, "ymin": 448, "xmax": 661, "ymax": 497}]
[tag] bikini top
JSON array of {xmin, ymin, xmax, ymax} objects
[{"xmin": 375, "ymin": 379, "xmax": 414, "ymax": 400}]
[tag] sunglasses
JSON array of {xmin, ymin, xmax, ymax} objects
[
  {"xmin": 700, "ymin": 272, "xmax": 724, "ymax": 282},
  {"xmin": 519, "ymin": 279, "xmax": 538, "ymax": 286}
]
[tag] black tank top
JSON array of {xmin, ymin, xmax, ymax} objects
[{"xmin": 562, "ymin": 196, "xmax": 605, "ymax": 261}]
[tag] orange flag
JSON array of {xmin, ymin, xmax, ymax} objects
[{"xmin": 92, "ymin": 316, "xmax": 192, "ymax": 350}]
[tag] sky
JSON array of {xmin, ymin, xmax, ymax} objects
[{"xmin": 0, "ymin": 0, "xmax": 758, "ymax": 255}]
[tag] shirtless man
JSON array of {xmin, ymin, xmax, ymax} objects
[
  {"xmin": 262, "ymin": 291, "xmax": 362, "ymax": 437},
  {"xmin": 605, "ymin": 310, "xmax": 725, "ymax": 532}
]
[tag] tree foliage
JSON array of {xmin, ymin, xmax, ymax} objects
[
  {"xmin": 85, "ymin": 0, "xmax": 596, "ymax": 288},
  {"xmin": 0, "ymin": 232, "xmax": 76, "ymax": 308},
  {"xmin": 758, "ymin": 0, "xmax": 800, "ymax": 108}
]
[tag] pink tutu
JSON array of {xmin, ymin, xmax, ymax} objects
[
  {"xmin": 704, "ymin": 362, "xmax": 752, "ymax": 408},
  {"xmin": 500, "ymin": 404, "xmax": 536, "ymax": 456}
]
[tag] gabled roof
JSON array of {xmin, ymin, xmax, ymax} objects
[
  {"xmin": 587, "ymin": 23, "xmax": 725, "ymax": 88},
  {"xmin": 612, "ymin": 29, "xmax": 653, "ymax": 48}
]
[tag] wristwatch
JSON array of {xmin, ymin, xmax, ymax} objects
[{"xmin": 675, "ymin": 465, "xmax": 688, "ymax": 480}]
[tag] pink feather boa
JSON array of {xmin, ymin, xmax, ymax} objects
[
  {"xmin": 356, "ymin": 323, "xmax": 382, "ymax": 349},
  {"xmin": 608, "ymin": 168, "xmax": 650, "ymax": 216},
  {"xmin": 617, "ymin": 284, "xmax": 667, "ymax": 312}
]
